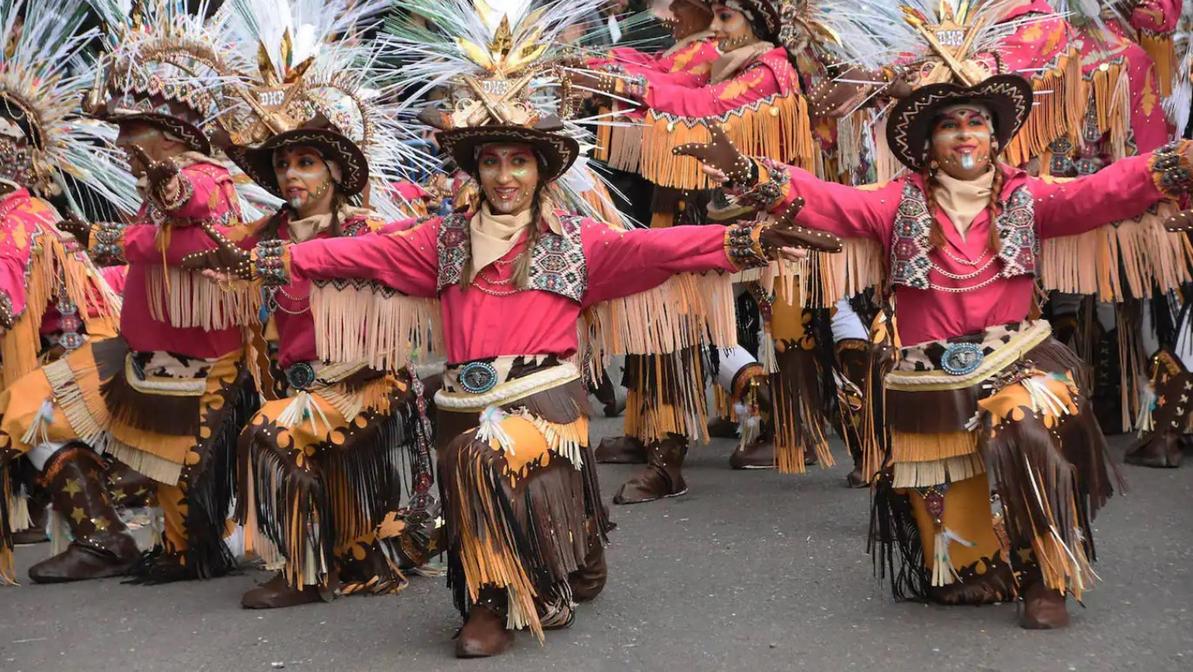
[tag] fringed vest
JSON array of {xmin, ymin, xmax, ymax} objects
[
  {"xmin": 436, "ymin": 212, "xmax": 588, "ymax": 302},
  {"xmin": 889, "ymin": 180, "xmax": 1038, "ymax": 290}
]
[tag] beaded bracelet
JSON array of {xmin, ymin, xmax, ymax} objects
[
  {"xmin": 724, "ymin": 222, "xmax": 769, "ymax": 271},
  {"xmin": 736, "ymin": 158, "xmax": 788, "ymax": 209},
  {"xmin": 91, "ymin": 221, "xmax": 127, "ymax": 264},
  {"xmin": 0, "ymin": 291, "xmax": 14, "ymax": 330},
  {"xmin": 254, "ymin": 239, "xmax": 289, "ymax": 285},
  {"xmin": 1150, "ymin": 140, "xmax": 1193, "ymax": 197}
]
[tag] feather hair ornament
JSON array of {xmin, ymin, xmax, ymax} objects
[
  {"xmin": 381, "ymin": 0, "xmax": 633, "ymax": 224},
  {"xmin": 220, "ymin": 0, "xmax": 436, "ymax": 221},
  {"xmin": 0, "ymin": 0, "xmax": 139, "ymax": 218}
]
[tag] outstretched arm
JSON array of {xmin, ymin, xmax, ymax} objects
[
  {"xmin": 288, "ymin": 216, "xmax": 440, "ymax": 298},
  {"xmin": 582, "ymin": 204, "xmax": 841, "ymax": 306},
  {"xmin": 674, "ymin": 125, "xmax": 896, "ymax": 242},
  {"xmin": 1032, "ymin": 140, "xmax": 1193, "ymax": 238}
]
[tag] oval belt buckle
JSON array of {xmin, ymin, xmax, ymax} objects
[
  {"xmin": 941, "ymin": 342, "xmax": 984, "ymax": 376},
  {"xmin": 458, "ymin": 361, "xmax": 499, "ymax": 394},
  {"xmin": 286, "ymin": 362, "xmax": 317, "ymax": 390}
]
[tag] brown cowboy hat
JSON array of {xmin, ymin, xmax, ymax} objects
[
  {"xmin": 96, "ymin": 93, "xmax": 213, "ymax": 155},
  {"xmin": 225, "ymin": 115, "xmax": 369, "ymax": 198},
  {"xmin": 436, "ymin": 116, "xmax": 580, "ymax": 184},
  {"xmin": 885, "ymin": 74, "xmax": 1034, "ymax": 172}
]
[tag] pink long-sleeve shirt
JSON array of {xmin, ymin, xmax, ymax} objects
[
  {"xmin": 755, "ymin": 154, "xmax": 1170, "ymax": 346},
  {"xmin": 637, "ymin": 46, "xmax": 797, "ymax": 118},
  {"xmin": 270, "ymin": 213, "xmax": 380, "ymax": 368},
  {"xmin": 290, "ymin": 216, "xmax": 738, "ymax": 363},
  {"xmin": 111, "ymin": 162, "xmax": 250, "ymax": 357},
  {"xmin": 1072, "ymin": 0, "xmax": 1181, "ymax": 154},
  {"xmin": 600, "ymin": 36, "xmax": 721, "ymax": 88},
  {"xmin": 0, "ymin": 190, "xmax": 115, "ymax": 335}
]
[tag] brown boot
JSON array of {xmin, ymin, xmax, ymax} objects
[
  {"xmin": 568, "ymin": 542, "xmax": 607, "ymax": 602},
  {"xmin": 1019, "ymin": 580, "xmax": 1070, "ymax": 629},
  {"xmin": 835, "ymin": 339, "xmax": 871, "ymax": 487},
  {"xmin": 707, "ymin": 415, "xmax": 739, "ymax": 439},
  {"xmin": 927, "ymin": 560, "xmax": 1015, "ymax": 605},
  {"xmin": 613, "ymin": 437, "xmax": 687, "ymax": 504},
  {"xmin": 28, "ymin": 445, "xmax": 140, "ymax": 583},
  {"xmin": 455, "ymin": 589, "xmax": 514, "ymax": 658},
  {"xmin": 1126, "ymin": 349, "xmax": 1191, "ymax": 468},
  {"xmin": 242, "ymin": 572, "xmax": 326, "ymax": 609},
  {"xmin": 105, "ymin": 460, "xmax": 157, "ymax": 508},
  {"xmin": 591, "ymin": 370, "xmax": 624, "ymax": 418},
  {"xmin": 729, "ymin": 435, "xmax": 775, "ymax": 469},
  {"xmin": 594, "ymin": 435, "xmax": 647, "ymax": 464}
]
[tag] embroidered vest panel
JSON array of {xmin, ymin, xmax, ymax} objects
[
  {"xmin": 889, "ymin": 181, "xmax": 1038, "ymax": 290},
  {"xmin": 436, "ymin": 213, "xmax": 588, "ymax": 302}
]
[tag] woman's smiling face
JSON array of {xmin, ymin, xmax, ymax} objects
[
  {"xmin": 477, "ymin": 143, "xmax": 539, "ymax": 215},
  {"xmin": 929, "ymin": 104, "xmax": 994, "ymax": 180},
  {"xmin": 273, "ymin": 145, "xmax": 335, "ymax": 217}
]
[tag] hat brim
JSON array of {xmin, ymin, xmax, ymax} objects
[
  {"xmin": 105, "ymin": 111, "xmax": 211, "ymax": 155},
  {"xmin": 437, "ymin": 126, "xmax": 580, "ymax": 185},
  {"xmin": 228, "ymin": 128, "xmax": 369, "ymax": 198},
  {"xmin": 885, "ymin": 74, "xmax": 1034, "ymax": 172}
]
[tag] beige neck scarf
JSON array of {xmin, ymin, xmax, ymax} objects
[
  {"xmin": 468, "ymin": 203, "xmax": 534, "ymax": 281},
  {"xmin": 710, "ymin": 40, "xmax": 775, "ymax": 83},
  {"xmin": 286, "ymin": 205, "xmax": 371, "ymax": 243},
  {"xmin": 934, "ymin": 168, "xmax": 996, "ymax": 239}
]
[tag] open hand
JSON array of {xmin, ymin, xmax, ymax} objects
[
  {"xmin": 758, "ymin": 197, "xmax": 842, "ymax": 254},
  {"xmin": 181, "ymin": 242, "xmax": 252, "ymax": 280},
  {"xmin": 125, "ymin": 143, "xmax": 179, "ymax": 187},
  {"xmin": 58, "ymin": 213, "xmax": 91, "ymax": 246},
  {"xmin": 674, "ymin": 125, "xmax": 755, "ymax": 186}
]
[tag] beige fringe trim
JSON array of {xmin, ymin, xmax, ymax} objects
[
  {"xmin": 42, "ymin": 357, "xmax": 108, "ymax": 447},
  {"xmin": 1006, "ymin": 50, "xmax": 1086, "ymax": 168},
  {"xmin": 108, "ymin": 440, "xmax": 183, "ymax": 486},
  {"xmin": 309, "ymin": 282, "xmax": 444, "ymax": 371},
  {"xmin": 583, "ymin": 272, "xmax": 736, "ymax": 359},
  {"xmin": 1040, "ymin": 202, "xmax": 1193, "ymax": 301},
  {"xmin": 638, "ymin": 94, "xmax": 815, "ymax": 190},
  {"xmin": 806, "ymin": 239, "xmax": 884, "ymax": 308},
  {"xmin": 1087, "ymin": 61, "xmax": 1131, "ymax": 161},
  {"xmin": 1, "ymin": 232, "xmax": 121, "ymax": 387},
  {"xmin": 1140, "ymin": 33, "xmax": 1176, "ymax": 99},
  {"xmin": 892, "ymin": 453, "xmax": 986, "ymax": 489},
  {"xmin": 146, "ymin": 266, "xmax": 259, "ymax": 330},
  {"xmin": 7, "ymin": 488, "xmax": 29, "ymax": 534},
  {"xmin": 594, "ymin": 108, "xmax": 645, "ymax": 173},
  {"xmin": 891, "ymin": 430, "xmax": 981, "ymax": 464}
]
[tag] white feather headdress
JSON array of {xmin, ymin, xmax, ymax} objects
[
  {"xmin": 0, "ymin": 0, "xmax": 139, "ymax": 217},
  {"xmin": 219, "ymin": 0, "xmax": 434, "ymax": 221}
]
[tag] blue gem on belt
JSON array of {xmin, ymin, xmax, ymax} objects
[
  {"xmin": 286, "ymin": 362, "xmax": 317, "ymax": 390},
  {"xmin": 458, "ymin": 361, "xmax": 499, "ymax": 394},
  {"xmin": 940, "ymin": 343, "xmax": 984, "ymax": 376}
]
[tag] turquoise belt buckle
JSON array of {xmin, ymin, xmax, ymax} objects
[
  {"xmin": 941, "ymin": 343, "xmax": 984, "ymax": 376},
  {"xmin": 458, "ymin": 361, "xmax": 499, "ymax": 394}
]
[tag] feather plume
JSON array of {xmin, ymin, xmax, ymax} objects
[{"xmin": 0, "ymin": 0, "xmax": 139, "ymax": 217}]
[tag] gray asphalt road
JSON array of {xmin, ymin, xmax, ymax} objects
[{"xmin": 2, "ymin": 414, "xmax": 1191, "ymax": 672}]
